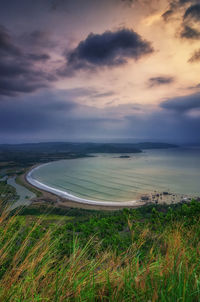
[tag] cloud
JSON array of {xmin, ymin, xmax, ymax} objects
[
  {"xmin": 0, "ymin": 89, "xmax": 200, "ymax": 143},
  {"xmin": 180, "ymin": 25, "xmax": 200, "ymax": 39},
  {"xmin": 162, "ymin": 0, "xmax": 199, "ymax": 33},
  {"xmin": 148, "ymin": 76, "xmax": 174, "ymax": 87},
  {"xmin": 188, "ymin": 48, "xmax": 200, "ymax": 62},
  {"xmin": 183, "ymin": 3, "xmax": 200, "ymax": 21},
  {"xmin": 160, "ymin": 92, "xmax": 200, "ymax": 112},
  {"xmin": 189, "ymin": 83, "xmax": 200, "ymax": 89},
  {"xmin": 50, "ymin": 0, "xmax": 135, "ymax": 11},
  {"xmin": 120, "ymin": 0, "xmax": 135, "ymax": 6},
  {"xmin": 0, "ymin": 58, "xmax": 55, "ymax": 96},
  {"xmin": 162, "ymin": 0, "xmax": 197, "ymax": 20},
  {"xmin": 0, "ymin": 80, "xmax": 45, "ymax": 97},
  {"xmin": 126, "ymin": 108, "xmax": 200, "ymax": 143},
  {"xmin": 92, "ymin": 91, "xmax": 114, "ymax": 98},
  {"xmin": 51, "ymin": 87, "xmax": 114, "ymax": 99},
  {"xmin": 0, "ymin": 92, "xmax": 76, "ymax": 134},
  {"xmin": 0, "ymin": 25, "xmax": 56, "ymax": 97},
  {"xmin": 162, "ymin": 0, "xmax": 186, "ymax": 22},
  {"xmin": 20, "ymin": 30, "xmax": 56, "ymax": 49},
  {"xmin": 60, "ymin": 28, "xmax": 153, "ymax": 75},
  {"xmin": 162, "ymin": 9, "xmax": 174, "ymax": 22},
  {"xmin": 27, "ymin": 53, "xmax": 51, "ymax": 61},
  {"xmin": 0, "ymin": 25, "xmax": 21, "ymax": 56},
  {"xmin": 0, "ymin": 90, "xmax": 123, "ymax": 142},
  {"xmin": 177, "ymin": 3, "xmax": 200, "ymax": 40},
  {"xmin": 162, "ymin": 1, "xmax": 200, "ymax": 42}
]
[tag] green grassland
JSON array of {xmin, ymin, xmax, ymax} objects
[
  {"xmin": 0, "ymin": 197, "xmax": 199, "ymax": 301},
  {"xmin": 0, "ymin": 180, "xmax": 19, "ymax": 207}
]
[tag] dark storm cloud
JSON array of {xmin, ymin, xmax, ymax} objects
[
  {"xmin": 0, "ymin": 93, "xmax": 76, "ymax": 133},
  {"xmin": 183, "ymin": 3, "xmax": 200, "ymax": 20},
  {"xmin": 60, "ymin": 28, "xmax": 153, "ymax": 75},
  {"xmin": 148, "ymin": 76, "xmax": 174, "ymax": 87},
  {"xmin": 0, "ymin": 90, "xmax": 122, "ymax": 142},
  {"xmin": 160, "ymin": 92, "xmax": 200, "ymax": 112},
  {"xmin": 0, "ymin": 58, "xmax": 55, "ymax": 96},
  {"xmin": 188, "ymin": 48, "xmax": 200, "ymax": 62},
  {"xmin": 0, "ymin": 78, "xmax": 48, "ymax": 97},
  {"xmin": 0, "ymin": 60, "xmax": 30, "ymax": 78},
  {"xmin": 68, "ymin": 28, "xmax": 154, "ymax": 66},
  {"xmin": 0, "ymin": 25, "xmax": 21, "ymax": 56},
  {"xmin": 0, "ymin": 24, "xmax": 56, "ymax": 97}
]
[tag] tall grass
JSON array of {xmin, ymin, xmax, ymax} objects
[
  {"xmin": 0, "ymin": 206, "xmax": 199, "ymax": 302},
  {"xmin": 0, "ymin": 182, "xmax": 199, "ymax": 302}
]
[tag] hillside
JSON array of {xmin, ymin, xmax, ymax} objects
[
  {"xmin": 0, "ymin": 198, "xmax": 199, "ymax": 301},
  {"xmin": 0, "ymin": 141, "xmax": 178, "ymax": 153},
  {"xmin": 0, "ymin": 142, "xmax": 178, "ymax": 166}
]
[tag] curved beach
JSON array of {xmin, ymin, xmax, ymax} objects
[{"xmin": 26, "ymin": 164, "xmax": 140, "ymax": 207}]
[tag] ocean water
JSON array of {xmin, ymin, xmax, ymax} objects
[{"xmin": 31, "ymin": 147, "xmax": 200, "ymax": 202}]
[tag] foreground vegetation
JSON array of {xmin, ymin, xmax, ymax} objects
[{"xmin": 0, "ymin": 190, "xmax": 199, "ymax": 301}]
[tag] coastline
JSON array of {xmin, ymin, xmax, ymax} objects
[
  {"xmin": 23, "ymin": 163, "xmax": 146, "ymax": 210},
  {"xmin": 22, "ymin": 159, "xmax": 197, "ymax": 211}
]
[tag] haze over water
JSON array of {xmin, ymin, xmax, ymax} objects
[{"xmin": 31, "ymin": 148, "xmax": 200, "ymax": 202}]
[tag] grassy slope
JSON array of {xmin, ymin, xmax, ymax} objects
[{"xmin": 0, "ymin": 200, "xmax": 199, "ymax": 301}]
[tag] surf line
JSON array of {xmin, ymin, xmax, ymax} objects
[{"xmin": 26, "ymin": 164, "xmax": 140, "ymax": 207}]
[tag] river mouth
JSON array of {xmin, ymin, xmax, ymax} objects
[{"xmin": 26, "ymin": 149, "xmax": 200, "ymax": 204}]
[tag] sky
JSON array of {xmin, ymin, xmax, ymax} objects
[{"xmin": 0, "ymin": 0, "xmax": 200, "ymax": 144}]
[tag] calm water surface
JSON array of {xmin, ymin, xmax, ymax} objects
[
  {"xmin": 7, "ymin": 177, "xmax": 35, "ymax": 208},
  {"xmin": 31, "ymin": 148, "xmax": 200, "ymax": 202}
]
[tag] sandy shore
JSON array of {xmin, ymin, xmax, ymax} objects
[
  {"xmin": 22, "ymin": 162, "xmax": 196, "ymax": 211},
  {"xmin": 23, "ymin": 164, "xmax": 145, "ymax": 210}
]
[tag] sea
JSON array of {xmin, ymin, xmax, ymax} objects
[{"xmin": 30, "ymin": 147, "xmax": 200, "ymax": 202}]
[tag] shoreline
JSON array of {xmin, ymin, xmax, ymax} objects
[
  {"xmin": 26, "ymin": 164, "xmax": 143, "ymax": 207},
  {"xmin": 22, "ymin": 160, "xmax": 197, "ymax": 211},
  {"xmin": 23, "ymin": 163, "xmax": 146, "ymax": 210}
]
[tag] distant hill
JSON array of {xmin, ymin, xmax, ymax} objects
[
  {"xmin": 83, "ymin": 143, "xmax": 142, "ymax": 154},
  {"xmin": 0, "ymin": 142, "xmax": 178, "ymax": 154},
  {"xmin": 132, "ymin": 142, "xmax": 178, "ymax": 150}
]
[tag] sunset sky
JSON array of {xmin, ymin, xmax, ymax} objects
[{"xmin": 0, "ymin": 0, "xmax": 200, "ymax": 143}]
